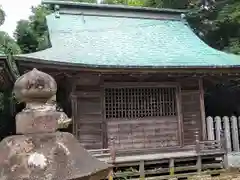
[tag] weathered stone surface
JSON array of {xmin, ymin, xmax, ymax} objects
[
  {"xmin": 13, "ymin": 68, "xmax": 57, "ymax": 103},
  {"xmin": 0, "ymin": 132, "xmax": 111, "ymax": 180},
  {"xmin": 16, "ymin": 110, "xmax": 60, "ymax": 134}
]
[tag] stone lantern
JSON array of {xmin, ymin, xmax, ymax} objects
[{"xmin": 0, "ymin": 68, "xmax": 112, "ymax": 180}]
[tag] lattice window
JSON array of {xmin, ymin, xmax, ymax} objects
[{"xmin": 105, "ymin": 87, "xmax": 177, "ymax": 119}]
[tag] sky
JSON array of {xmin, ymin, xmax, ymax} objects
[{"xmin": 0, "ymin": 0, "xmax": 41, "ymax": 37}]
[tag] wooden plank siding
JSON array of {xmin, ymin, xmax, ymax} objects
[
  {"xmin": 75, "ymin": 85, "xmax": 104, "ymax": 149},
  {"xmin": 180, "ymin": 79, "xmax": 202, "ymax": 145},
  {"xmin": 107, "ymin": 117, "xmax": 179, "ymax": 149},
  {"xmin": 72, "ymin": 74, "xmax": 203, "ymax": 150}
]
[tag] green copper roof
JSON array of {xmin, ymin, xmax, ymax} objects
[{"xmin": 16, "ymin": 5, "xmax": 240, "ymax": 68}]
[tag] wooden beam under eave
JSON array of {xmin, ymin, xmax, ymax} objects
[{"xmin": 199, "ymin": 78, "xmax": 206, "ymax": 140}]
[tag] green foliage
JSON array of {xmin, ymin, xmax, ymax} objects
[
  {"xmin": 144, "ymin": 0, "xmax": 190, "ymax": 9},
  {"xmin": 101, "ymin": 0, "xmax": 144, "ymax": 6},
  {"xmin": 101, "ymin": 0, "xmax": 127, "ymax": 5},
  {"xmin": 128, "ymin": 0, "xmax": 144, "ymax": 6},
  {"xmin": 0, "ymin": 31, "xmax": 21, "ymax": 55},
  {"xmin": 186, "ymin": 0, "xmax": 240, "ymax": 54},
  {"xmin": 14, "ymin": 5, "xmax": 52, "ymax": 54},
  {"xmin": 0, "ymin": 7, "xmax": 19, "ymax": 139},
  {"xmin": 0, "ymin": 6, "xmax": 5, "ymax": 26},
  {"xmin": 73, "ymin": 0, "xmax": 97, "ymax": 3},
  {"xmin": 0, "ymin": 6, "xmax": 21, "ymax": 55}
]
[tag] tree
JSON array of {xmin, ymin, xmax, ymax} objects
[
  {"xmin": 0, "ymin": 6, "xmax": 19, "ymax": 140},
  {"xmin": 101, "ymin": 0, "xmax": 144, "ymax": 6},
  {"xmin": 14, "ymin": 20, "xmax": 39, "ymax": 53},
  {"xmin": 0, "ymin": 5, "xmax": 5, "ymax": 26},
  {"xmin": 73, "ymin": 0, "xmax": 97, "ymax": 3},
  {"xmin": 187, "ymin": 0, "xmax": 240, "ymax": 54},
  {"xmin": 0, "ymin": 31, "xmax": 21, "ymax": 55},
  {"xmin": 144, "ymin": 0, "xmax": 190, "ymax": 9},
  {"xmin": 14, "ymin": 5, "xmax": 51, "ymax": 54},
  {"xmin": 0, "ymin": 6, "xmax": 20, "ymax": 55}
]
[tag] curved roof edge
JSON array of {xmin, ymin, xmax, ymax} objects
[
  {"xmin": 14, "ymin": 54, "xmax": 240, "ymax": 71},
  {"xmin": 42, "ymin": 0, "xmax": 188, "ymax": 15}
]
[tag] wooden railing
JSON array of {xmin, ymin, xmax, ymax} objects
[
  {"xmin": 88, "ymin": 140, "xmax": 226, "ymax": 179},
  {"xmin": 206, "ymin": 116, "xmax": 240, "ymax": 153},
  {"xmin": 88, "ymin": 136, "xmax": 227, "ymax": 179}
]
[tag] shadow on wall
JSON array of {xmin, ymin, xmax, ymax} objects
[
  {"xmin": 0, "ymin": 90, "xmax": 17, "ymax": 141},
  {"xmin": 205, "ymin": 83, "xmax": 240, "ymax": 117}
]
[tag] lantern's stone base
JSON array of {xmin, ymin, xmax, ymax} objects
[{"xmin": 0, "ymin": 132, "xmax": 111, "ymax": 180}]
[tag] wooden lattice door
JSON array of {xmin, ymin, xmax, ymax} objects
[{"xmin": 104, "ymin": 85, "xmax": 180, "ymax": 150}]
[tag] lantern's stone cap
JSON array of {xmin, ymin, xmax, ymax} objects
[
  {"xmin": 0, "ymin": 132, "xmax": 112, "ymax": 180},
  {"xmin": 13, "ymin": 68, "xmax": 57, "ymax": 103}
]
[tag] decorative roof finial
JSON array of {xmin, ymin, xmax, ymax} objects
[{"xmin": 54, "ymin": 4, "xmax": 60, "ymax": 18}]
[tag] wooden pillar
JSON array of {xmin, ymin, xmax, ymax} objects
[
  {"xmin": 70, "ymin": 78, "xmax": 77, "ymax": 137},
  {"xmin": 71, "ymin": 94, "xmax": 78, "ymax": 137},
  {"xmin": 101, "ymin": 83, "xmax": 108, "ymax": 149},
  {"xmin": 176, "ymin": 86, "xmax": 183, "ymax": 147},
  {"xmin": 199, "ymin": 78, "xmax": 206, "ymax": 140},
  {"xmin": 109, "ymin": 137, "xmax": 116, "ymax": 180},
  {"xmin": 195, "ymin": 131, "xmax": 202, "ymax": 173}
]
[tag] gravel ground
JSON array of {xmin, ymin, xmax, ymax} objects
[{"xmin": 228, "ymin": 152, "xmax": 240, "ymax": 168}]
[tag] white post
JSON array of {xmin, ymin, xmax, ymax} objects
[
  {"xmin": 215, "ymin": 116, "xmax": 222, "ymax": 142},
  {"xmin": 231, "ymin": 116, "xmax": 239, "ymax": 152},
  {"xmin": 206, "ymin": 116, "xmax": 215, "ymax": 140},
  {"xmin": 223, "ymin": 116, "xmax": 232, "ymax": 152}
]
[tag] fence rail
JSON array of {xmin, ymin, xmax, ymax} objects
[{"xmin": 206, "ymin": 116, "xmax": 240, "ymax": 153}]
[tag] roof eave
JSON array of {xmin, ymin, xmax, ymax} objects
[{"xmin": 14, "ymin": 55, "xmax": 240, "ymax": 73}]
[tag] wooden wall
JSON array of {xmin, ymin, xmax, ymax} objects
[
  {"xmin": 73, "ymin": 74, "xmax": 104, "ymax": 149},
  {"xmin": 72, "ymin": 73, "xmax": 203, "ymax": 150},
  {"xmin": 107, "ymin": 117, "xmax": 179, "ymax": 150},
  {"xmin": 180, "ymin": 79, "xmax": 202, "ymax": 145}
]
